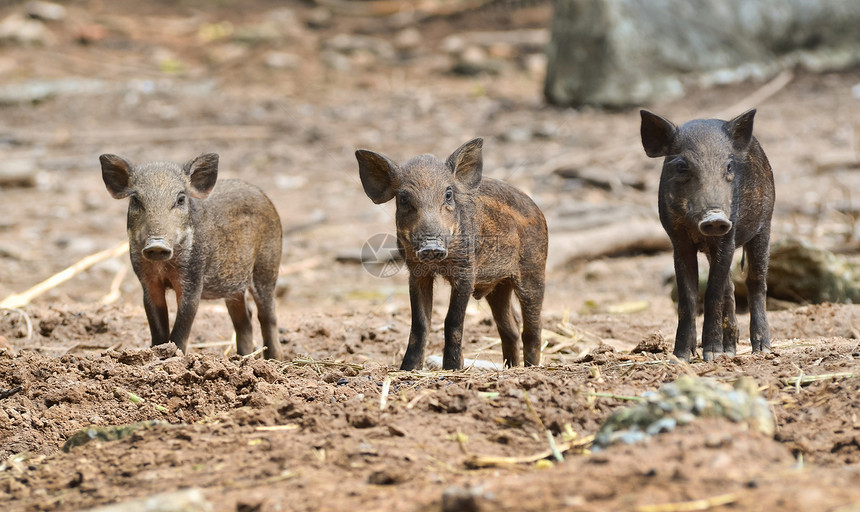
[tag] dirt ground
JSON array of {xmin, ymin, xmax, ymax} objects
[{"xmin": 1, "ymin": 1, "xmax": 860, "ymax": 511}]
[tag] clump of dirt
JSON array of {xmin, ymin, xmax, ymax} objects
[{"xmin": 1, "ymin": 0, "xmax": 860, "ymax": 510}]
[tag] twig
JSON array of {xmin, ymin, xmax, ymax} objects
[
  {"xmin": 279, "ymin": 257, "xmax": 324, "ymax": 276},
  {"xmin": 241, "ymin": 347, "xmax": 267, "ymax": 360},
  {"xmin": 545, "ymin": 430, "xmax": 564, "ymax": 463},
  {"xmin": 618, "ymin": 359, "xmax": 676, "ymax": 368},
  {"xmin": 406, "ymin": 389, "xmax": 434, "ymax": 409},
  {"xmin": 712, "ymin": 69, "xmax": 794, "ymax": 120},
  {"xmin": 463, "ymin": 435, "xmax": 593, "ymax": 469},
  {"xmin": 636, "ymin": 492, "xmax": 739, "ymax": 512},
  {"xmin": 379, "ymin": 375, "xmax": 391, "ymax": 411},
  {"xmin": 192, "ymin": 340, "xmax": 234, "ymax": 348},
  {"xmin": 522, "ymin": 390, "xmax": 546, "ymax": 430},
  {"xmin": 0, "ymin": 386, "xmax": 23, "ymax": 400},
  {"xmin": 586, "ymin": 392, "xmax": 645, "ymax": 402},
  {"xmin": 0, "ymin": 242, "xmax": 129, "ymax": 309},
  {"xmin": 784, "ymin": 372, "xmax": 856, "ymax": 387},
  {"xmin": 287, "ymin": 358, "xmax": 365, "ymax": 371},
  {"xmin": 98, "ymin": 263, "xmax": 129, "ymax": 305},
  {"xmin": 255, "ymin": 425, "xmax": 299, "ymax": 432},
  {"xmin": 1, "ymin": 308, "xmax": 32, "ymax": 340}
]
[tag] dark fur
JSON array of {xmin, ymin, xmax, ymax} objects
[
  {"xmin": 100, "ymin": 153, "xmax": 283, "ymax": 359},
  {"xmin": 357, "ymin": 138, "xmax": 548, "ymax": 370},
  {"xmin": 640, "ymin": 110, "xmax": 775, "ymax": 362}
]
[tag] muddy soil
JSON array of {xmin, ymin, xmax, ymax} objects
[{"xmin": 1, "ymin": 1, "xmax": 860, "ymax": 511}]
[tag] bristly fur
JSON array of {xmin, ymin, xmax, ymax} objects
[{"xmin": 357, "ymin": 138, "xmax": 548, "ymax": 370}]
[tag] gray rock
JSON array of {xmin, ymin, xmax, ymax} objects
[
  {"xmin": 323, "ymin": 33, "xmax": 395, "ymax": 60},
  {"xmin": 26, "ymin": 1, "xmax": 66, "ymax": 22},
  {"xmin": 80, "ymin": 489, "xmax": 213, "ymax": 512},
  {"xmin": 0, "ymin": 13, "xmax": 52, "ymax": 45},
  {"xmin": 545, "ymin": 0, "xmax": 860, "ymax": 107},
  {"xmin": 264, "ymin": 51, "xmax": 301, "ymax": 70}
]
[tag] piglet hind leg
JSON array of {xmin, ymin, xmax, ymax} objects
[
  {"xmin": 721, "ymin": 278, "xmax": 738, "ymax": 357},
  {"xmin": 516, "ymin": 272, "xmax": 545, "ymax": 367},
  {"xmin": 226, "ymin": 292, "xmax": 255, "ymax": 356},
  {"xmin": 486, "ymin": 282, "xmax": 521, "ymax": 368},
  {"xmin": 251, "ymin": 272, "xmax": 282, "ymax": 360},
  {"xmin": 745, "ymin": 233, "xmax": 771, "ymax": 353}
]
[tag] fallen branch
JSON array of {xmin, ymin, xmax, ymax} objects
[
  {"xmin": 713, "ymin": 69, "xmax": 794, "ymax": 120},
  {"xmin": 548, "ymin": 218, "xmax": 671, "ymax": 269},
  {"xmin": 636, "ymin": 492, "xmax": 739, "ymax": 512},
  {"xmin": 464, "ymin": 435, "xmax": 593, "ymax": 469},
  {"xmin": 0, "ymin": 241, "xmax": 129, "ymax": 309}
]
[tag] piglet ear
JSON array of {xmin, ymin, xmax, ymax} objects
[
  {"xmin": 447, "ymin": 137, "xmax": 483, "ymax": 190},
  {"xmin": 640, "ymin": 110, "xmax": 677, "ymax": 158},
  {"xmin": 356, "ymin": 149, "xmax": 397, "ymax": 204},
  {"xmin": 183, "ymin": 153, "xmax": 219, "ymax": 199},
  {"xmin": 728, "ymin": 109, "xmax": 756, "ymax": 151},
  {"xmin": 100, "ymin": 154, "xmax": 133, "ymax": 199}
]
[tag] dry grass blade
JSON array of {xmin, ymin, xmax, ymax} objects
[
  {"xmin": 0, "ymin": 241, "xmax": 129, "ymax": 309},
  {"xmin": 406, "ymin": 389, "xmax": 434, "ymax": 410},
  {"xmin": 635, "ymin": 492, "xmax": 739, "ymax": 512},
  {"xmin": 464, "ymin": 435, "xmax": 593, "ymax": 469},
  {"xmin": 287, "ymin": 358, "xmax": 365, "ymax": 372},
  {"xmin": 241, "ymin": 347, "xmax": 267, "ymax": 360},
  {"xmin": 784, "ymin": 372, "xmax": 856, "ymax": 387},
  {"xmin": 98, "ymin": 263, "xmax": 129, "ymax": 305},
  {"xmin": 254, "ymin": 425, "xmax": 299, "ymax": 432},
  {"xmin": 1, "ymin": 308, "xmax": 33, "ymax": 340},
  {"xmin": 379, "ymin": 375, "xmax": 391, "ymax": 410},
  {"xmin": 543, "ymin": 321, "xmax": 603, "ymax": 355},
  {"xmin": 587, "ymin": 392, "xmax": 645, "ymax": 402}
]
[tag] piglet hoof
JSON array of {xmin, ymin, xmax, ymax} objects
[
  {"xmin": 702, "ymin": 351, "xmax": 716, "ymax": 362},
  {"xmin": 671, "ymin": 351, "xmax": 692, "ymax": 363}
]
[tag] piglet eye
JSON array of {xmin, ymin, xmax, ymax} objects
[
  {"xmin": 397, "ymin": 191, "xmax": 410, "ymax": 207},
  {"xmin": 444, "ymin": 187, "xmax": 454, "ymax": 203},
  {"xmin": 175, "ymin": 193, "xmax": 186, "ymax": 208}
]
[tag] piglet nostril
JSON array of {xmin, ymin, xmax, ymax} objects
[
  {"xmin": 142, "ymin": 238, "xmax": 173, "ymax": 261},
  {"xmin": 416, "ymin": 240, "xmax": 447, "ymax": 261},
  {"xmin": 698, "ymin": 212, "xmax": 732, "ymax": 236}
]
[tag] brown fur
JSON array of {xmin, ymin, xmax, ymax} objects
[
  {"xmin": 357, "ymin": 138, "xmax": 548, "ymax": 370},
  {"xmin": 640, "ymin": 110, "xmax": 775, "ymax": 362},
  {"xmin": 100, "ymin": 153, "xmax": 283, "ymax": 359}
]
